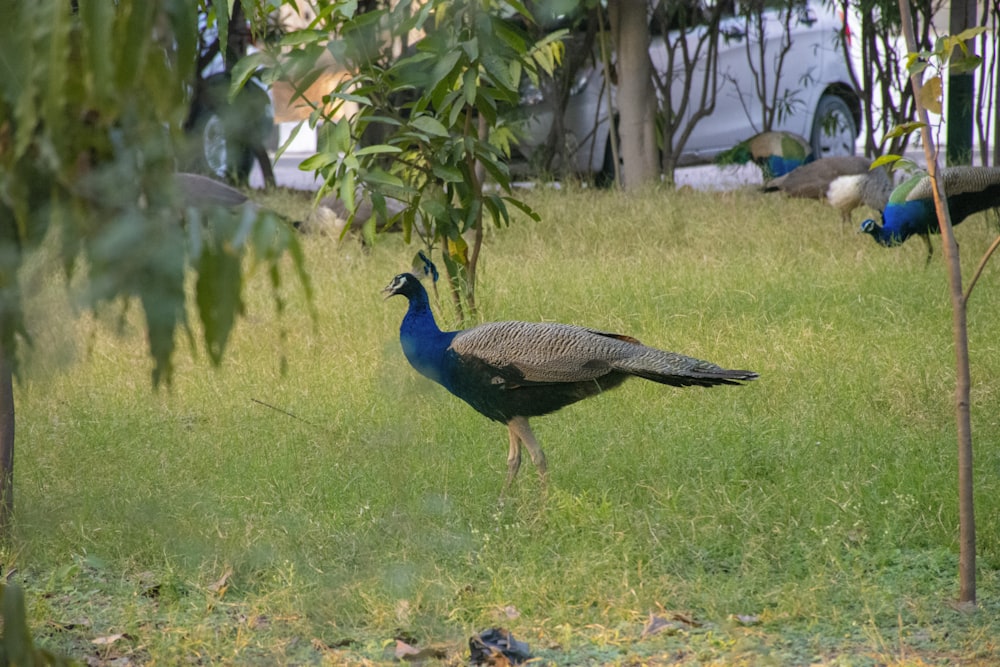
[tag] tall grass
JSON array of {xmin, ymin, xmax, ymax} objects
[{"xmin": 7, "ymin": 184, "xmax": 1000, "ymax": 664}]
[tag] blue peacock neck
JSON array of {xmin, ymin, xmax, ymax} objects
[{"xmin": 399, "ymin": 285, "xmax": 456, "ymax": 385}]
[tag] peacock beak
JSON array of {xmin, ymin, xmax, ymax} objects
[{"xmin": 383, "ymin": 276, "xmax": 403, "ymax": 298}]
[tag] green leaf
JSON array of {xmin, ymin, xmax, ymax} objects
[
  {"xmin": 196, "ymin": 216, "xmax": 246, "ymax": 367},
  {"xmin": 952, "ymin": 26, "xmax": 987, "ymax": 42},
  {"xmin": 166, "ymin": 0, "xmax": 198, "ymax": 84},
  {"xmin": 355, "ymin": 144, "xmax": 403, "ymax": 157},
  {"xmin": 364, "ymin": 168, "xmax": 409, "ymax": 190},
  {"xmin": 481, "ymin": 52, "xmax": 517, "ymax": 92},
  {"xmin": 339, "ymin": 171, "xmax": 357, "ymax": 213},
  {"xmin": 871, "ymin": 154, "xmax": 902, "ymax": 169},
  {"xmin": 214, "ymin": 0, "xmax": 229, "ymax": 62},
  {"xmin": 79, "ymin": 0, "xmax": 114, "ymax": 109},
  {"xmin": 432, "ymin": 164, "xmax": 464, "ymax": 183},
  {"xmin": 883, "ymin": 121, "xmax": 925, "ymax": 140},
  {"xmin": 476, "ymin": 151, "xmax": 511, "ymax": 188},
  {"xmin": 906, "ymin": 59, "xmax": 928, "ymax": 77},
  {"xmin": 463, "ymin": 69, "xmax": 478, "ymax": 106},
  {"xmin": 410, "ymin": 115, "xmax": 450, "ymax": 137},
  {"xmin": 299, "ymin": 152, "xmax": 340, "ymax": 171},
  {"xmin": 230, "ymin": 52, "xmax": 270, "ymax": 98},
  {"xmin": 117, "ymin": 0, "xmax": 155, "ymax": 89},
  {"xmin": 429, "ymin": 50, "xmax": 463, "ymax": 109},
  {"xmin": 503, "ymin": 196, "xmax": 541, "ymax": 223},
  {"xmin": 326, "ymin": 90, "xmax": 375, "ymax": 106},
  {"xmin": 280, "ymin": 29, "xmax": 329, "ymax": 47},
  {"xmin": 949, "ymin": 54, "xmax": 982, "ymax": 76}
]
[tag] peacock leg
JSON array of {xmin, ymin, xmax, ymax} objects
[
  {"xmin": 504, "ymin": 422, "xmax": 523, "ymax": 492},
  {"xmin": 508, "ymin": 416, "xmax": 547, "ymax": 483},
  {"xmin": 922, "ymin": 233, "xmax": 933, "ymax": 265}
]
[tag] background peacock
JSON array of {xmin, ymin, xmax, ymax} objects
[
  {"xmin": 763, "ymin": 156, "xmax": 891, "ymax": 225},
  {"xmin": 384, "ymin": 272, "xmax": 758, "ymax": 492},
  {"xmin": 715, "ymin": 130, "xmax": 813, "ymax": 180},
  {"xmin": 826, "ymin": 165, "xmax": 893, "ymax": 224},
  {"xmin": 860, "ymin": 166, "xmax": 1000, "ymax": 259},
  {"xmin": 763, "ymin": 155, "xmax": 872, "ymax": 198}
]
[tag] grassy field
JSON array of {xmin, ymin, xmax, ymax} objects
[{"xmin": 6, "ymin": 183, "xmax": 1000, "ymax": 665}]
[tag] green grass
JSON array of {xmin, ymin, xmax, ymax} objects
[{"xmin": 6, "ymin": 184, "xmax": 1000, "ymax": 665}]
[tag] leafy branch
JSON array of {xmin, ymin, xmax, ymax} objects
[{"xmin": 244, "ymin": 1, "xmax": 563, "ymax": 320}]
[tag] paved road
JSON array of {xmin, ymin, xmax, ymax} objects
[{"xmin": 250, "ymin": 151, "xmax": 765, "ymax": 193}]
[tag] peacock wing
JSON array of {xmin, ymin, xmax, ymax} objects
[{"xmin": 449, "ymin": 321, "xmax": 640, "ymax": 384}]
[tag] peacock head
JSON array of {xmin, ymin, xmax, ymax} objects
[
  {"xmin": 383, "ymin": 273, "xmax": 424, "ymax": 300},
  {"xmin": 859, "ymin": 218, "xmax": 879, "ymax": 236}
]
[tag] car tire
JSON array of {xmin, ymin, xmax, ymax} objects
[
  {"xmin": 184, "ymin": 73, "xmax": 272, "ymax": 184},
  {"xmin": 595, "ymin": 132, "xmax": 622, "ymax": 188},
  {"xmin": 810, "ymin": 94, "xmax": 857, "ymax": 159}
]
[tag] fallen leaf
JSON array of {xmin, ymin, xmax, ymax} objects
[
  {"xmin": 669, "ymin": 611, "xmax": 701, "ymax": 627},
  {"xmin": 248, "ymin": 615, "xmax": 269, "ymax": 630},
  {"xmin": 92, "ymin": 633, "xmax": 125, "ymax": 646},
  {"xmin": 395, "ymin": 640, "xmax": 420, "ymax": 659},
  {"xmin": 394, "ymin": 639, "xmax": 447, "ymax": 662},
  {"xmin": 311, "ymin": 637, "xmax": 355, "ymax": 652},
  {"xmin": 642, "ymin": 611, "xmax": 703, "ymax": 638},
  {"xmin": 732, "ymin": 614, "xmax": 760, "ymax": 626},
  {"xmin": 641, "ymin": 615, "xmax": 683, "ymax": 638},
  {"xmin": 208, "ymin": 567, "xmax": 233, "ymax": 595},
  {"xmin": 48, "ymin": 618, "xmax": 92, "ymax": 631}
]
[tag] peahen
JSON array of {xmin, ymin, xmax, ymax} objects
[
  {"xmin": 384, "ymin": 273, "xmax": 758, "ymax": 491},
  {"xmin": 715, "ymin": 130, "xmax": 813, "ymax": 180},
  {"xmin": 826, "ymin": 165, "xmax": 893, "ymax": 224},
  {"xmin": 763, "ymin": 156, "xmax": 891, "ymax": 224},
  {"xmin": 174, "ymin": 172, "xmax": 255, "ymax": 210},
  {"xmin": 860, "ymin": 166, "xmax": 1000, "ymax": 260}
]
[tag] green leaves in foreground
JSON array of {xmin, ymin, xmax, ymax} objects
[
  {"xmin": 253, "ymin": 0, "xmax": 558, "ymax": 315},
  {"xmin": 0, "ymin": 0, "xmax": 309, "ymax": 384},
  {"xmin": 0, "ymin": 584, "xmax": 76, "ymax": 665}
]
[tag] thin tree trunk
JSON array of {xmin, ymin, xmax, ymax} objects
[
  {"xmin": 0, "ymin": 341, "xmax": 14, "ymax": 537},
  {"xmin": 609, "ymin": 0, "xmax": 658, "ymax": 189},
  {"xmin": 898, "ymin": 0, "xmax": 976, "ymax": 606}
]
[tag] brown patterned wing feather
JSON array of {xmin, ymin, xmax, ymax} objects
[{"xmin": 449, "ymin": 321, "xmax": 757, "ymax": 388}]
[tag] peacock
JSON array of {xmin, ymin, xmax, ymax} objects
[
  {"xmin": 763, "ymin": 156, "xmax": 891, "ymax": 224},
  {"xmin": 826, "ymin": 165, "xmax": 893, "ymax": 224},
  {"xmin": 384, "ymin": 273, "xmax": 758, "ymax": 491},
  {"xmin": 174, "ymin": 172, "xmax": 255, "ymax": 210},
  {"xmin": 715, "ymin": 130, "xmax": 814, "ymax": 180},
  {"xmin": 860, "ymin": 166, "xmax": 1000, "ymax": 260},
  {"xmin": 174, "ymin": 171, "xmax": 305, "ymax": 231}
]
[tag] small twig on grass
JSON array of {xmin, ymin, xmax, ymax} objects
[{"xmin": 250, "ymin": 398, "xmax": 318, "ymax": 428}]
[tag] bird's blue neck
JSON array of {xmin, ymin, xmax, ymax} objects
[
  {"xmin": 880, "ymin": 199, "xmax": 936, "ymax": 243},
  {"xmin": 864, "ymin": 220, "xmax": 898, "ymax": 247},
  {"xmin": 399, "ymin": 289, "xmax": 457, "ymax": 384}
]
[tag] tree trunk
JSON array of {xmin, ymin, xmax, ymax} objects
[
  {"xmin": 946, "ymin": 0, "xmax": 976, "ymax": 165},
  {"xmin": 899, "ymin": 0, "xmax": 976, "ymax": 606},
  {"xmin": 609, "ymin": 0, "xmax": 658, "ymax": 188},
  {"xmin": 0, "ymin": 341, "xmax": 14, "ymax": 537}
]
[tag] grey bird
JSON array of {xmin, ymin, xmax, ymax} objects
[{"xmin": 763, "ymin": 156, "xmax": 891, "ymax": 224}]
